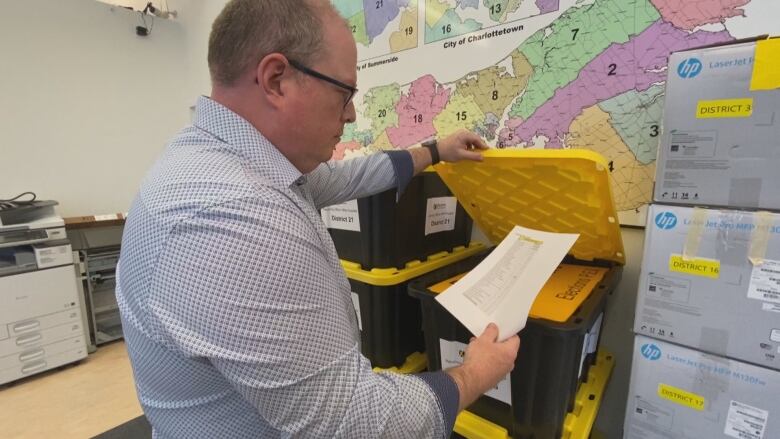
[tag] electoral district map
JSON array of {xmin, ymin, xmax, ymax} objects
[{"xmin": 331, "ymin": 0, "xmax": 779, "ymax": 225}]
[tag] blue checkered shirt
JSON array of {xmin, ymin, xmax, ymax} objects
[{"xmin": 116, "ymin": 96, "xmax": 458, "ymax": 438}]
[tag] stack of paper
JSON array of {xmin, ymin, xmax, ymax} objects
[{"xmin": 436, "ymin": 225, "xmax": 579, "ymax": 341}]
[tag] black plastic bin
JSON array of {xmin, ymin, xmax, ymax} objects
[
  {"xmin": 342, "ymin": 245, "xmax": 485, "ymax": 368},
  {"xmin": 349, "ymin": 278, "xmax": 425, "ymax": 368},
  {"xmin": 324, "ymin": 172, "xmax": 472, "ymax": 269},
  {"xmin": 408, "ymin": 250, "xmax": 621, "ymax": 439}
]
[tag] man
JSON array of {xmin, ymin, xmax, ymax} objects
[{"xmin": 116, "ymin": 0, "xmax": 520, "ymax": 437}]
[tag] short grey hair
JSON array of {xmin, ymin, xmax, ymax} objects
[{"xmin": 208, "ymin": 0, "xmax": 329, "ymax": 87}]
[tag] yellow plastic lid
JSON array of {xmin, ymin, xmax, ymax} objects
[
  {"xmin": 341, "ymin": 243, "xmax": 486, "ymax": 286},
  {"xmin": 428, "ymin": 264, "xmax": 607, "ymax": 322},
  {"xmin": 434, "ymin": 149, "xmax": 625, "ymax": 264}
]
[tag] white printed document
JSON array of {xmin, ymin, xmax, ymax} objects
[{"xmin": 436, "ymin": 225, "xmax": 579, "ymax": 341}]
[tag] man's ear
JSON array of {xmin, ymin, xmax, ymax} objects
[{"xmin": 256, "ymin": 53, "xmax": 291, "ymax": 108}]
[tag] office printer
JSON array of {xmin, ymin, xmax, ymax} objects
[
  {"xmin": 0, "ymin": 201, "xmax": 88, "ymax": 385},
  {"xmin": 0, "ymin": 201, "xmax": 70, "ymax": 276}
]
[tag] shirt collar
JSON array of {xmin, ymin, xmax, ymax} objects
[{"xmin": 192, "ymin": 96, "xmax": 303, "ymax": 189}]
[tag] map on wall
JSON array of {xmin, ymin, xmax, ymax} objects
[
  {"xmin": 425, "ymin": 0, "xmax": 560, "ymax": 43},
  {"xmin": 333, "ymin": 0, "xmax": 779, "ymax": 226},
  {"xmin": 334, "ymin": 0, "xmax": 420, "ymax": 60}
]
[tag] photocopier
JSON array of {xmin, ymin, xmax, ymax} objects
[{"xmin": 0, "ymin": 201, "xmax": 88, "ymax": 385}]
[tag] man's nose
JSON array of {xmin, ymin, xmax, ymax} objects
[{"xmin": 343, "ymin": 100, "xmax": 357, "ymax": 123}]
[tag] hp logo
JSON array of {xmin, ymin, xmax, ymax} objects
[
  {"xmin": 677, "ymin": 58, "xmax": 703, "ymax": 78},
  {"xmin": 641, "ymin": 343, "xmax": 662, "ymax": 361},
  {"xmin": 655, "ymin": 212, "xmax": 677, "ymax": 230}
]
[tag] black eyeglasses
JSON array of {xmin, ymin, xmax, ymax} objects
[{"xmin": 288, "ymin": 59, "xmax": 357, "ymax": 109}]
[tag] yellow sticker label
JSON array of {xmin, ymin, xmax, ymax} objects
[
  {"xmin": 669, "ymin": 254, "xmax": 720, "ymax": 279},
  {"xmin": 750, "ymin": 38, "xmax": 780, "ymax": 91},
  {"xmin": 658, "ymin": 383, "xmax": 705, "ymax": 411},
  {"xmin": 696, "ymin": 98, "xmax": 753, "ymax": 119}
]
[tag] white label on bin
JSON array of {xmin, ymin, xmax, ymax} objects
[
  {"xmin": 724, "ymin": 400, "xmax": 768, "ymax": 439},
  {"xmin": 747, "ymin": 259, "xmax": 780, "ymax": 304},
  {"xmin": 322, "ymin": 200, "xmax": 360, "ymax": 232},
  {"xmin": 587, "ymin": 313, "xmax": 604, "ymax": 354},
  {"xmin": 578, "ymin": 313, "xmax": 604, "ymax": 380},
  {"xmin": 351, "ymin": 292, "xmax": 362, "ymax": 331},
  {"xmin": 578, "ymin": 333, "xmax": 589, "ymax": 380},
  {"xmin": 439, "ymin": 339, "xmax": 511, "ymax": 404},
  {"xmin": 425, "ymin": 197, "xmax": 457, "ymax": 236},
  {"xmin": 577, "ymin": 334, "xmax": 590, "ymax": 379},
  {"xmin": 770, "ymin": 329, "xmax": 780, "ymax": 343}
]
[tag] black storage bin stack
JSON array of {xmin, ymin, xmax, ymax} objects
[
  {"xmin": 326, "ymin": 169, "xmax": 481, "ymax": 369},
  {"xmin": 324, "ymin": 171, "xmax": 472, "ymax": 269}
]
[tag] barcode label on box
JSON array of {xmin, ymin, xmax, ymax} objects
[{"xmin": 724, "ymin": 400, "xmax": 768, "ymax": 439}]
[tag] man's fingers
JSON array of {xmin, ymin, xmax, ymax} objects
[
  {"xmin": 460, "ymin": 150, "xmax": 484, "ymax": 162},
  {"xmin": 504, "ymin": 334, "xmax": 521, "ymax": 350},
  {"xmin": 471, "ymin": 136, "xmax": 489, "ymax": 150},
  {"xmin": 480, "ymin": 323, "xmax": 499, "ymax": 342},
  {"xmin": 461, "ymin": 131, "xmax": 489, "ymax": 150}
]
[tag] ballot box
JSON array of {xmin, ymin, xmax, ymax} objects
[
  {"xmin": 408, "ymin": 149, "xmax": 625, "ymax": 439},
  {"xmin": 343, "ymin": 243, "xmax": 484, "ymax": 368},
  {"xmin": 322, "ymin": 171, "xmax": 472, "ymax": 269}
]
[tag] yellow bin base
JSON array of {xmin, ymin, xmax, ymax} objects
[
  {"xmin": 373, "ymin": 351, "xmax": 428, "ymax": 374},
  {"xmin": 454, "ymin": 350, "xmax": 615, "ymax": 439}
]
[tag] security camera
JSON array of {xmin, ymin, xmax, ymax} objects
[{"xmin": 143, "ymin": 2, "xmax": 177, "ymax": 19}]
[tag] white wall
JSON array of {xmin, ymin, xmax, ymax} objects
[
  {"xmin": 182, "ymin": 0, "xmax": 228, "ymax": 97},
  {"xmin": 0, "ymin": 0, "xmax": 193, "ymax": 217},
  {"xmin": 594, "ymin": 227, "xmax": 644, "ymax": 438}
]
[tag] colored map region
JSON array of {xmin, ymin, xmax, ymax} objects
[
  {"xmin": 568, "ymin": 106, "xmax": 656, "ymax": 212},
  {"xmin": 599, "ymin": 86, "xmax": 665, "ymax": 166},
  {"xmin": 650, "ymin": 0, "xmax": 750, "ymax": 30},
  {"xmin": 425, "ymin": 0, "xmax": 560, "ymax": 43},
  {"xmin": 386, "ymin": 75, "xmax": 452, "ymax": 148},
  {"xmin": 501, "ymin": 20, "xmax": 731, "ymax": 148},
  {"xmin": 333, "ymin": 0, "xmax": 774, "ymax": 224},
  {"xmin": 335, "ymin": 0, "xmax": 419, "ymax": 59}
]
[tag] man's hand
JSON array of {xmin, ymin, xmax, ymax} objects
[
  {"xmin": 437, "ymin": 129, "xmax": 488, "ymax": 163},
  {"xmin": 446, "ymin": 323, "xmax": 521, "ymax": 412},
  {"xmin": 410, "ymin": 130, "xmax": 489, "ymax": 174}
]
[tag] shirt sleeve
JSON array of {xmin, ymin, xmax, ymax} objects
[
  {"xmin": 147, "ymin": 193, "xmax": 453, "ymax": 438},
  {"xmin": 307, "ymin": 151, "xmax": 414, "ymax": 209},
  {"xmin": 416, "ymin": 371, "xmax": 460, "ymax": 435}
]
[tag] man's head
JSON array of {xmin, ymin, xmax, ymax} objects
[{"xmin": 208, "ymin": 0, "xmax": 358, "ymax": 173}]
